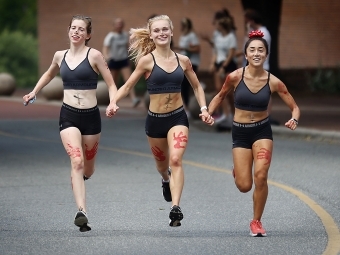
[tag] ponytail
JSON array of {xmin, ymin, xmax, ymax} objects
[{"xmin": 129, "ymin": 28, "xmax": 155, "ymax": 64}]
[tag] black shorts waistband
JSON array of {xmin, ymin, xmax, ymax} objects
[
  {"xmin": 148, "ymin": 106, "xmax": 184, "ymax": 118},
  {"xmin": 62, "ymin": 103, "xmax": 98, "ymax": 113},
  {"xmin": 233, "ymin": 117, "xmax": 269, "ymax": 128}
]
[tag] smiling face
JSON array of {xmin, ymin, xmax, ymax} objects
[
  {"xmin": 68, "ymin": 19, "xmax": 91, "ymax": 45},
  {"xmin": 149, "ymin": 19, "xmax": 173, "ymax": 46},
  {"xmin": 245, "ymin": 39, "xmax": 268, "ymax": 66}
]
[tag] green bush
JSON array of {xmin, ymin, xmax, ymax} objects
[
  {"xmin": 306, "ymin": 66, "xmax": 340, "ymax": 94},
  {"xmin": 0, "ymin": 30, "xmax": 38, "ymax": 88}
]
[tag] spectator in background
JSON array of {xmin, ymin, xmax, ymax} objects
[
  {"xmin": 200, "ymin": 8, "xmax": 237, "ymax": 49},
  {"xmin": 200, "ymin": 9, "xmax": 237, "ymax": 130},
  {"xmin": 173, "ymin": 17, "xmax": 200, "ymax": 118},
  {"xmin": 209, "ymin": 17, "xmax": 238, "ymax": 128},
  {"xmin": 103, "ymin": 18, "xmax": 140, "ymax": 107}
]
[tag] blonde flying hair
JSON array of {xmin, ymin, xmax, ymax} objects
[{"xmin": 129, "ymin": 15, "xmax": 173, "ymax": 64}]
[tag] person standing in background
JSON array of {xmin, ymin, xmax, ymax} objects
[
  {"xmin": 103, "ymin": 18, "xmax": 140, "ymax": 107},
  {"xmin": 173, "ymin": 17, "xmax": 200, "ymax": 118},
  {"xmin": 209, "ymin": 17, "xmax": 238, "ymax": 127}
]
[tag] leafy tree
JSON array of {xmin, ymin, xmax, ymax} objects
[{"xmin": 0, "ymin": 0, "xmax": 37, "ymax": 36}]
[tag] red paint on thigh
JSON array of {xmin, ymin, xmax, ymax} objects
[
  {"xmin": 151, "ymin": 146, "xmax": 166, "ymax": 161},
  {"xmin": 67, "ymin": 143, "xmax": 81, "ymax": 158},
  {"xmin": 85, "ymin": 141, "xmax": 98, "ymax": 160},
  {"xmin": 173, "ymin": 131, "xmax": 188, "ymax": 149},
  {"xmin": 256, "ymin": 148, "xmax": 272, "ymax": 165}
]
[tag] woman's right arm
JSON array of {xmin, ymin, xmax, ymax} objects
[
  {"xmin": 23, "ymin": 52, "xmax": 61, "ymax": 103},
  {"xmin": 114, "ymin": 56, "xmax": 149, "ymax": 103},
  {"xmin": 208, "ymin": 69, "xmax": 239, "ymax": 115}
]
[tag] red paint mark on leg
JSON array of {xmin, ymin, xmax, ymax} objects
[
  {"xmin": 85, "ymin": 141, "xmax": 98, "ymax": 160},
  {"xmin": 67, "ymin": 143, "xmax": 81, "ymax": 158},
  {"xmin": 151, "ymin": 146, "xmax": 166, "ymax": 161},
  {"xmin": 173, "ymin": 131, "xmax": 188, "ymax": 149},
  {"xmin": 256, "ymin": 148, "xmax": 272, "ymax": 165}
]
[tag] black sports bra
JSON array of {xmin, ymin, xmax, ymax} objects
[
  {"xmin": 60, "ymin": 48, "xmax": 98, "ymax": 90},
  {"xmin": 234, "ymin": 67, "xmax": 271, "ymax": 111},
  {"xmin": 146, "ymin": 52, "xmax": 184, "ymax": 94}
]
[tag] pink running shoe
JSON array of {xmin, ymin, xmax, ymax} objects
[{"xmin": 249, "ymin": 220, "xmax": 267, "ymax": 237}]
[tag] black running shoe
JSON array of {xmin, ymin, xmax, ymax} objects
[
  {"xmin": 162, "ymin": 180, "xmax": 172, "ymax": 202},
  {"xmin": 83, "ymin": 175, "xmax": 90, "ymax": 181},
  {"xmin": 162, "ymin": 167, "xmax": 172, "ymax": 202},
  {"xmin": 169, "ymin": 205, "xmax": 183, "ymax": 227},
  {"xmin": 74, "ymin": 209, "xmax": 91, "ymax": 232}
]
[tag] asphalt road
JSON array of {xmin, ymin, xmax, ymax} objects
[{"xmin": 0, "ymin": 115, "xmax": 340, "ymax": 255}]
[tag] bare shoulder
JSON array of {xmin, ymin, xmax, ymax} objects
[
  {"xmin": 137, "ymin": 54, "xmax": 153, "ymax": 71},
  {"xmin": 268, "ymin": 72, "xmax": 280, "ymax": 83},
  {"xmin": 88, "ymin": 48, "xmax": 103, "ymax": 59},
  {"xmin": 52, "ymin": 50, "xmax": 67, "ymax": 63},
  {"xmin": 268, "ymin": 72, "xmax": 281, "ymax": 85},
  {"xmin": 228, "ymin": 68, "xmax": 243, "ymax": 83},
  {"xmin": 268, "ymin": 72, "xmax": 286, "ymax": 92},
  {"xmin": 177, "ymin": 53, "xmax": 189, "ymax": 62},
  {"xmin": 54, "ymin": 50, "xmax": 66, "ymax": 58},
  {"xmin": 176, "ymin": 53, "xmax": 191, "ymax": 71}
]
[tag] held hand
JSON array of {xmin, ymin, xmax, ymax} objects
[
  {"xmin": 22, "ymin": 92, "xmax": 36, "ymax": 106},
  {"xmin": 106, "ymin": 102, "xmax": 119, "ymax": 118},
  {"xmin": 285, "ymin": 118, "xmax": 298, "ymax": 130},
  {"xmin": 199, "ymin": 111, "xmax": 214, "ymax": 126}
]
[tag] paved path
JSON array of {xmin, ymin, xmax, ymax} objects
[{"xmin": 0, "ymin": 92, "xmax": 340, "ymax": 255}]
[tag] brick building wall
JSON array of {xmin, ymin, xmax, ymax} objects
[{"xmin": 38, "ymin": 0, "xmax": 340, "ymax": 75}]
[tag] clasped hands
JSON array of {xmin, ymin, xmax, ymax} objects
[
  {"xmin": 106, "ymin": 102, "xmax": 119, "ymax": 118},
  {"xmin": 199, "ymin": 111, "xmax": 214, "ymax": 126}
]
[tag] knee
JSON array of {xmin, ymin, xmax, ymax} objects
[
  {"xmin": 254, "ymin": 171, "xmax": 268, "ymax": 188},
  {"xmin": 235, "ymin": 181, "xmax": 252, "ymax": 193},
  {"xmin": 169, "ymin": 154, "xmax": 182, "ymax": 168},
  {"xmin": 71, "ymin": 158, "xmax": 84, "ymax": 172}
]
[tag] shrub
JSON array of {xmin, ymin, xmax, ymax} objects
[
  {"xmin": 306, "ymin": 66, "xmax": 340, "ymax": 94},
  {"xmin": 0, "ymin": 30, "xmax": 38, "ymax": 88}
]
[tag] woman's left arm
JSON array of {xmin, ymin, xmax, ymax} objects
[
  {"xmin": 181, "ymin": 56, "xmax": 213, "ymax": 125},
  {"xmin": 272, "ymin": 77, "xmax": 301, "ymax": 130}
]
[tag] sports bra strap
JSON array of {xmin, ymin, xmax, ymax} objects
[
  {"xmin": 242, "ymin": 67, "xmax": 246, "ymax": 78},
  {"xmin": 86, "ymin": 47, "xmax": 91, "ymax": 58},
  {"xmin": 174, "ymin": 52, "xmax": 180, "ymax": 65},
  {"xmin": 150, "ymin": 52, "xmax": 179, "ymax": 64},
  {"xmin": 150, "ymin": 52, "xmax": 156, "ymax": 63},
  {"xmin": 267, "ymin": 71, "xmax": 270, "ymax": 83},
  {"xmin": 63, "ymin": 50, "xmax": 68, "ymax": 60}
]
